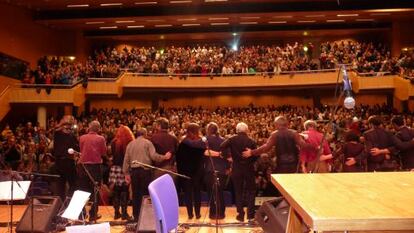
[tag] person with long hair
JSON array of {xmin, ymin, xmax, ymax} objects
[{"xmin": 109, "ymin": 125, "xmax": 134, "ymax": 220}]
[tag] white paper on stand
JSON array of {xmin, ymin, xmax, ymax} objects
[
  {"xmin": 62, "ymin": 190, "xmax": 91, "ymax": 220},
  {"xmin": 0, "ymin": 181, "xmax": 31, "ymax": 201},
  {"xmin": 66, "ymin": 222, "xmax": 110, "ymax": 233}
]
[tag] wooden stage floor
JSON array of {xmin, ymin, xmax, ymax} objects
[{"xmin": 0, "ymin": 205, "xmax": 262, "ymax": 233}]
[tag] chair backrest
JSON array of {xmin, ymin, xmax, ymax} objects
[{"xmin": 148, "ymin": 174, "xmax": 179, "ymax": 233}]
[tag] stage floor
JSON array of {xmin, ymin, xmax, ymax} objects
[{"xmin": 0, "ymin": 205, "xmax": 261, "ymax": 233}]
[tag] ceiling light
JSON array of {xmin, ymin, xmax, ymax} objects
[
  {"xmin": 135, "ymin": 1, "xmax": 157, "ymax": 4},
  {"xmin": 85, "ymin": 21, "xmax": 105, "ymax": 24},
  {"xmin": 268, "ymin": 21, "xmax": 287, "ymax": 24},
  {"xmin": 100, "ymin": 3, "xmax": 123, "ymax": 6},
  {"xmin": 327, "ymin": 19, "xmax": 345, "ymax": 22},
  {"xmin": 273, "ymin": 15, "xmax": 293, "ymax": 19},
  {"xmin": 240, "ymin": 16, "xmax": 260, "ymax": 19},
  {"xmin": 240, "ymin": 22, "xmax": 258, "ymax": 25},
  {"xmin": 367, "ymin": 8, "xmax": 413, "ymax": 13},
  {"xmin": 232, "ymin": 32, "xmax": 237, "ymax": 36},
  {"xmin": 67, "ymin": 4, "xmax": 89, "ymax": 7},
  {"xmin": 297, "ymin": 20, "xmax": 316, "ymax": 23},
  {"xmin": 356, "ymin": 18, "xmax": 375, "ymax": 22},
  {"xmin": 211, "ymin": 22, "xmax": 229, "ymax": 25},
  {"xmin": 182, "ymin": 23, "xmax": 200, "ymax": 26},
  {"xmin": 337, "ymin": 14, "xmax": 359, "ymax": 17},
  {"xmin": 116, "ymin": 20, "xmax": 135, "ymax": 23},
  {"xmin": 170, "ymin": 0, "xmax": 192, "ymax": 3},
  {"xmin": 99, "ymin": 26, "xmax": 118, "ymax": 29},
  {"xmin": 208, "ymin": 17, "xmax": 229, "ymax": 20},
  {"xmin": 205, "ymin": 0, "xmax": 227, "ymax": 2},
  {"xmin": 127, "ymin": 25, "xmax": 145, "ymax": 28},
  {"xmin": 155, "ymin": 24, "xmax": 173, "ymax": 27},
  {"xmin": 177, "ymin": 18, "xmax": 197, "ymax": 21},
  {"xmin": 305, "ymin": 14, "xmax": 325, "ymax": 18}
]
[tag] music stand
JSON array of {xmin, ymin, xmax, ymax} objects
[
  {"xmin": 61, "ymin": 190, "xmax": 91, "ymax": 223},
  {"xmin": 0, "ymin": 180, "xmax": 31, "ymax": 233}
]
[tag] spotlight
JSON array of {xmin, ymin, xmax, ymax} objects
[
  {"xmin": 232, "ymin": 44, "xmax": 238, "ymax": 51},
  {"xmin": 303, "ymin": 46, "xmax": 309, "ymax": 52}
]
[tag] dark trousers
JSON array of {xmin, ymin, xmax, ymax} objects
[
  {"xmin": 231, "ymin": 164, "xmax": 256, "ymax": 219},
  {"xmin": 182, "ymin": 169, "xmax": 203, "ymax": 218},
  {"xmin": 131, "ymin": 168, "xmax": 152, "ymax": 220},
  {"xmin": 113, "ymin": 185, "xmax": 129, "ymax": 215},
  {"xmin": 204, "ymin": 172, "xmax": 226, "ymax": 219},
  {"xmin": 77, "ymin": 163, "xmax": 102, "ymax": 219},
  {"xmin": 275, "ymin": 162, "xmax": 298, "ymax": 174},
  {"xmin": 56, "ymin": 159, "xmax": 77, "ymax": 201}
]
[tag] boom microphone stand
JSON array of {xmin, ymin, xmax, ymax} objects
[
  {"xmin": 131, "ymin": 161, "xmax": 190, "ymax": 180},
  {"xmin": 202, "ymin": 137, "xmax": 220, "ymax": 233}
]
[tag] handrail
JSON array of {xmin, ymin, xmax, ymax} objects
[
  {"xmin": 356, "ymin": 71, "xmax": 392, "ymax": 77},
  {"xmin": 122, "ymin": 69, "xmax": 337, "ymax": 77},
  {"xmin": 16, "ymin": 79, "xmax": 83, "ymax": 89}
]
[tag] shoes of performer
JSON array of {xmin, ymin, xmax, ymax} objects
[
  {"xmin": 114, "ymin": 212, "xmax": 121, "ymax": 220},
  {"xmin": 196, "ymin": 214, "xmax": 202, "ymax": 219},
  {"xmin": 248, "ymin": 219, "xmax": 257, "ymax": 225},
  {"xmin": 188, "ymin": 214, "xmax": 194, "ymax": 219},
  {"xmin": 122, "ymin": 213, "xmax": 132, "ymax": 221},
  {"xmin": 236, "ymin": 214, "xmax": 244, "ymax": 222},
  {"xmin": 209, "ymin": 215, "xmax": 225, "ymax": 220},
  {"xmin": 89, "ymin": 214, "xmax": 102, "ymax": 222}
]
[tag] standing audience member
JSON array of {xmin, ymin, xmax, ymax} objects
[
  {"xmin": 221, "ymin": 122, "xmax": 257, "ymax": 222},
  {"xmin": 123, "ymin": 128, "xmax": 171, "ymax": 221},
  {"xmin": 52, "ymin": 115, "xmax": 79, "ymax": 201},
  {"xmin": 109, "ymin": 125, "xmax": 134, "ymax": 220},
  {"xmin": 78, "ymin": 121, "xmax": 107, "ymax": 222}
]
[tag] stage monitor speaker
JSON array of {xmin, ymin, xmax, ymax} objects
[
  {"xmin": 255, "ymin": 197, "xmax": 289, "ymax": 233},
  {"xmin": 16, "ymin": 196, "xmax": 62, "ymax": 233},
  {"xmin": 136, "ymin": 195, "xmax": 156, "ymax": 233}
]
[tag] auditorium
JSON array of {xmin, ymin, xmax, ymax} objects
[{"xmin": 1, "ymin": 0, "xmax": 414, "ymax": 232}]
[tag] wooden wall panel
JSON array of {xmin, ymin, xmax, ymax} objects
[{"xmin": 0, "ymin": 3, "xmax": 75, "ymax": 67}]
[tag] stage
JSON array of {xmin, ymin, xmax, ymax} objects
[{"xmin": 0, "ymin": 205, "xmax": 261, "ymax": 233}]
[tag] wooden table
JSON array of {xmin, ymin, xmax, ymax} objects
[{"xmin": 271, "ymin": 172, "xmax": 414, "ymax": 232}]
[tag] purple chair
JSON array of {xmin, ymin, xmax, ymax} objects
[{"xmin": 148, "ymin": 174, "xmax": 179, "ymax": 233}]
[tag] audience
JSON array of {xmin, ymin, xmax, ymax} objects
[
  {"xmin": 1, "ymin": 103, "xmax": 411, "ymax": 197},
  {"xmin": 21, "ymin": 40, "xmax": 414, "ymax": 85}
]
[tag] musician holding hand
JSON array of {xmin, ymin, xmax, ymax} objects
[
  {"xmin": 52, "ymin": 115, "xmax": 79, "ymax": 201},
  {"xmin": 122, "ymin": 128, "xmax": 171, "ymax": 221}
]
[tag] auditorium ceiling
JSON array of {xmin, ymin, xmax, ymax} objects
[{"xmin": 3, "ymin": 0, "xmax": 414, "ymax": 38}]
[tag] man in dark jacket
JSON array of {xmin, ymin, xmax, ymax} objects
[
  {"xmin": 221, "ymin": 122, "xmax": 256, "ymax": 222},
  {"xmin": 391, "ymin": 116, "xmax": 414, "ymax": 170},
  {"xmin": 363, "ymin": 116, "xmax": 396, "ymax": 172}
]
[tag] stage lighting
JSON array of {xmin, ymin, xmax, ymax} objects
[
  {"xmin": 232, "ymin": 44, "xmax": 238, "ymax": 51},
  {"xmin": 303, "ymin": 46, "xmax": 309, "ymax": 52}
]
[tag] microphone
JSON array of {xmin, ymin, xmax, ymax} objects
[
  {"xmin": 342, "ymin": 66, "xmax": 355, "ymax": 109},
  {"xmin": 68, "ymin": 148, "xmax": 80, "ymax": 155}
]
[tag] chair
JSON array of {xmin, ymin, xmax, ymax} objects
[{"xmin": 148, "ymin": 174, "xmax": 179, "ymax": 233}]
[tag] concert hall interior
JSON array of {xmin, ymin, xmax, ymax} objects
[{"xmin": 1, "ymin": 0, "xmax": 414, "ymax": 232}]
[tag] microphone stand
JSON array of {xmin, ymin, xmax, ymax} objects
[
  {"xmin": 131, "ymin": 161, "xmax": 190, "ymax": 179},
  {"xmin": 204, "ymin": 138, "xmax": 220, "ymax": 233},
  {"xmin": 313, "ymin": 65, "xmax": 346, "ymax": 173},
  {"xmin": 78, "ymin": 161, "xmax": 100, "ymax": 223},
  {"xmin": 0, "ymin": 168, "xmax": 60, "ymax": 233}
]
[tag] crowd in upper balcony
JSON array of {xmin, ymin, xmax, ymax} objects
[{"xmin": 19, "ymin": 40, "xmax": 414, "ymax": 85}]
